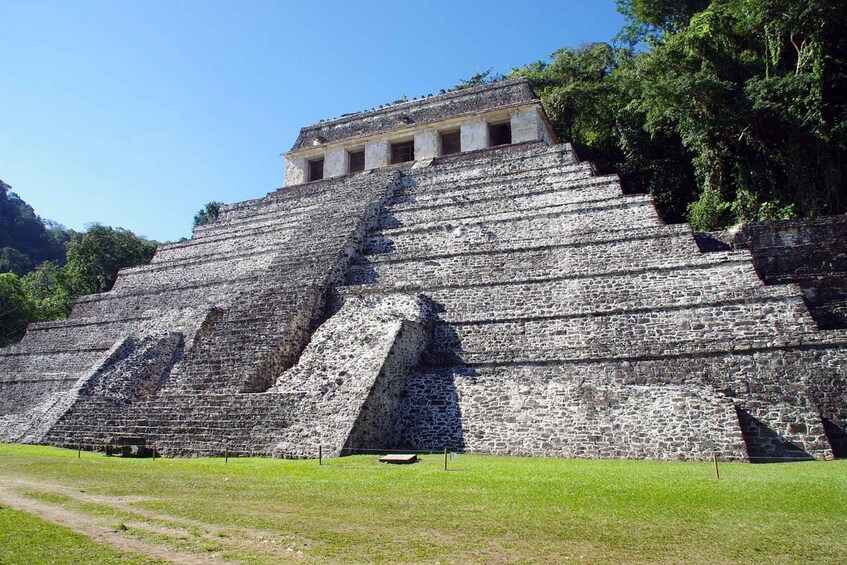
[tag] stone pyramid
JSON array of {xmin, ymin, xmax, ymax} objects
[{"xmin": 1, "ymin": 78, "xmax": 845, "ymax": 461}]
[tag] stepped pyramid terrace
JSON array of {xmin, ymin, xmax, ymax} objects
[{"xmin": 1, "ymin": 78, "xmax": 845, "ymax": 462}]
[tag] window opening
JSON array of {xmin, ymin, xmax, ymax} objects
[
  {"xmin": 348, "ymin": 150, "xmax": 365, "ymax": 173},
  {"xmin": 390, "ymin": 140, "xmax": 415, "ymax": 164},
  {"xmin": 440, "ymin": 130, "xmax": 461, "ymax": 155},
  {"xmin": 308, "ymin": 158, "xmax": 324, "ymax": 181},
  {"xmin": 488, "ymin": 122, "xmax": 512, "ymax": 147}
]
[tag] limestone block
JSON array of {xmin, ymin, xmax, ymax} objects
[
  {"xmin": 461, "ymin": 119, "xmax": 489, "ymax": 151},
  {"xmin": 324, "ymin": 147, "xmax": 348, "ymax": 178},
  {"xmin": 365, "ymin": 139, "xmax": 389, "ymax": 170},
  {"xmin": 414, "ymin": 129, "xmax": 439, "ymax": 160},
  {"xmin": 284, "ymin": 156, "xmax": 306, "ymax": 186},
  {"xmin": 511, "ymin": 107, "xmax": 547, "ymax": 144}
]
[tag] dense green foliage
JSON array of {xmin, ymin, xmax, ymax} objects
[
  {"xmin": 192, "ymin": 201, "xmax": 222, "ymax": 227},
  {"xmin": 0, "ymin": 226, "xmax": 156, "ymax": 346},
  {"xmin": 0, "ymin": 182, "xmax": 158, "ymax": 346},
  {"xmin": 0, "ymin": 181, "xmax": 67, "ymax": 276},
  {"xmin": 62, "ymin": 225, "xmax": 157, "ymax": 296},
  {"xmin": 0, "ymin": 273, "xmax": 35, "ymax": 347},
  {"xmin": 510, "ymin": 0, "xmax": 846, "ymax": 229},
  {"xmin": 1, "ymin": 444, "xmax": 845, "ymax": 562}
]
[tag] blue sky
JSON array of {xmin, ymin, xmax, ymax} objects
[{"xmin": 0, "ymin": 1, "xmax": 625, "ymax": 242}]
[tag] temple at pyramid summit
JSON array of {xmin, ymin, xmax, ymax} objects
[{"xmin": 1, "ymin": 78, "xmax": 846, "ymax": 461}]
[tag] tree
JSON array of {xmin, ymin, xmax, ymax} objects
[
  {"xmin": 63, "ymin": 225, "xmax": 157, "ymax": 296},
  {"xmin": 193, "ymin": 201, "xmax": 222, "ymax": 228},
  {"xmin": 511, "ymin": 43, "xmax": 625, "ymax": 172},
  {"xmin": 453, "ymin": 68, "xmax": 505, "ymax": 91},
  {"xmin": 507, "ymin": 1, "xmax": 845, "ymax": 230},
  {"xmin": 21, "ymin": 261, "xmax": 73, "ymax": 320},
  {"xmin": 616, "ymin": 0, "xmax": 711, "ymax": 45},
  {"xmin": 0, "ymin": 273, "xmax": 34, "ymax": 346},
  {"xmin": 623, "ymin": 0, "xmax": 846, "ymax": 229},
  {"xmin": 0, "ymin": 181, "xmax": 67, "ymax": 275}
]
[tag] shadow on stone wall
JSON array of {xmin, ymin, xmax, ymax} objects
[
  {"xmin": 395, "ymin": 308, "xmax": 467, "ymax": 452},
  {"xmin": 694, "ymin": 220, "xmax": 847, "ymax": 330},
  {"xmin": 395, "ymin": 368, "xmax": 467, "ymax": 452},
  {"xmin": 822, "ymin": 417, "xmax": 847, "ymax": 458},
  {"xmin": 735, "ymin": 407, "xmax": 815, "ymax": 463}
]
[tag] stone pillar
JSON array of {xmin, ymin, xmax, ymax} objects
[
  {"xmin": 511, "ymin": 107, "xmax": 548, "ymax": 144},
  {"xmin": 324, "ymin": 147, "xmax": 348, "ymax": 178},
  {"xmin": 414, "ymin": 129, "xmax": 439, "ymax": 160},
  {"xmin": 284, "ymin": 156, "xmax": 307, "ymax": 186},
  {"xmin": 461, "ymin": 119, "xmax": 489, "ymax": 151},
  {"xmin": 365, "ymin": 139, "xmax": 389, "ymax": 170}
]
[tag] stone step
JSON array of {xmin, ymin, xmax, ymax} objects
[
  {"xmin": 425, "ymin": 325, "xmax": 847, "ymax": 367},
  {"xmin": 804, "ymin": 286, "xmax": 847, "ymax": 330},
  {"xmin": 71, "ymin": 281, "xmax": 244, "ymax": 319},
  {"xmin": 395, "ymin": 161, "xmax": 596, "ymax": 206},
  {"xmin": 403, "ymin": 142, "xmax": 577, "ymax": 190},
  {"xmin": 398, "ymin": 346, "xmax": 838, "ymax": 462},
  {"xmin": 26, "ymin": 306, "xmax": 208, "ymax": 338},
  {"xmin": 347, "ymin": 227, "xmax": 745, "ymax": 288},
  {"xmin": 152, "ymin": 220, "xmax": 301, "ymax": 262},
  {"xmin": 362, "ymin": 197, "xmax": 662, "ymax": 259},
  {"xmin": 426, "ymin": 295, "xmax": 817, "ymax": 364},
  {"xmin": 397, "ymin": 365, "xmax": 746, "ymax": 460},
  {"xmin": 377, "ymin": 177, "xmax": 623, "ymax": 231},
  {"xmin": 0, "ymin": 348, "xmax": 107, "ymax": 376},
  {"xmin": 208, "ymin": 167, "xmax": 400, "ymax": 225},
  {"xmin": 12, "ymin": 323, "xmax": 120, "ymax": 352},
  {"xmin": 112, "ymin": 252, "xmax": 278, "ymax": 294},
  {"xmin": 341, "ymin": 265, "xmax": 798, "ymax": 324},
  {"xmin": 377, "ymin": 185, "xmax": 650, "ymax": 237},
  {"xmin": 188, "ymin": 187, "xmax": 375, "ymax": 243}
]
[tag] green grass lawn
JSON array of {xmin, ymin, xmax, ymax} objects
[
  {"xmin": 0, "ymin": 504, "xmax": 157, "ymax": 564},
  {"xmin": 0, "ymin": 444, "xmax": 845, "ymax": 563}
]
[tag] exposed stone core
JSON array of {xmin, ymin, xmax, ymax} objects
[{"xmin": 1, "ymin": 81, "xmax": 845, "ymax": 462}]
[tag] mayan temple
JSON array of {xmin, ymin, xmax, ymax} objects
[{"xmin": 1, "ymin": 78, "xmax": 845, "ymax": 462}]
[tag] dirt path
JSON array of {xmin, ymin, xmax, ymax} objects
[
  {"xmin": 0, "ymin": 477, "xmax": 310, "ymax": 564},
  {"xmin": 0, "ymin": 484, "xmax": 227, "ymax": 564}
]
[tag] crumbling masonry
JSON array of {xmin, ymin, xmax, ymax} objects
[{"xmin": 1, "ymin": 78, "xmax": 845, "ymax": 461}]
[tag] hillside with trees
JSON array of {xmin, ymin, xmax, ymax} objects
[
  {"xmin": 0, "ymin": 180, "xmax": 68, "ymax": 276},
  {"xmin": 0, "ymin": 180, "xmax": 157, "ymax": 346},
  {"xmin": 506, "ymin": 0, "xmax": 846, "ymax": 230}
]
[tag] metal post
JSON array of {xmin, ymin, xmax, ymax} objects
[
  {"xmin": 224, "ymin": 446, "xmax": 228, "ymax": 464},
  {"xmin": 319, "ymin": 445, "xmax": 322, "ymax": 466},
  {"xmin": 444, "ymin": 448, "xmax": 448, "ymax": 471},
  {"xmin": 78, "ymin": 444, "xmax": 81, "ymax": 459}
]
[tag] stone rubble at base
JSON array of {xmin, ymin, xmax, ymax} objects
[{"xmin": 0, "ymin": 79, "xmax": 845, "ymax": 462}]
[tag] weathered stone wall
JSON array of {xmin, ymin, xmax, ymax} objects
[
  {"xmin": 341, "ymin": 140, "xmax": 847, "ymax": 461},
  {"xmin": 698, "ymin": 217, "xmax": 847, "ymax": 330},
  {"xmin": 397, "ymin": 368, "xmax": 748, "ymax": 461}
]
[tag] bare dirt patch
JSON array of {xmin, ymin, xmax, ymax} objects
[{"xmin": 0, "ymin": 477, "xmax": 310, "ymax": 563}]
